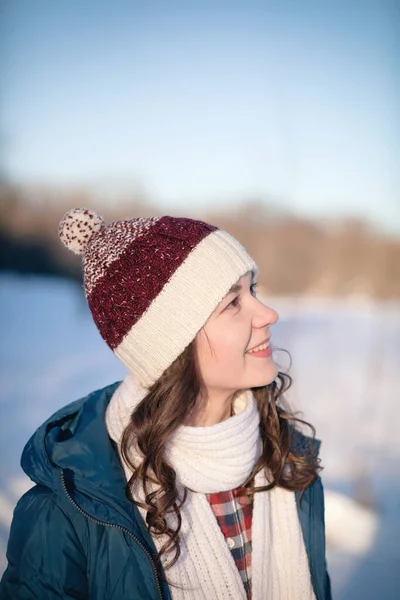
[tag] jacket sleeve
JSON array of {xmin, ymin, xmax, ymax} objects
[
  {"xmin": 296, "ymin": 475, "xmax": 332, "ymax": 600},
  {"xmin": 0, "ymin": 485, "xmax": 88, "ymax": 600},
  {"xmin": 312, "ymin": 477, "xmax": 332, "ymax": 600}
]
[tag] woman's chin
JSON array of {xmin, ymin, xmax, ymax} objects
[{"xmin": 250, "ymin": 362, "xmax": 279, "ymax": 387}]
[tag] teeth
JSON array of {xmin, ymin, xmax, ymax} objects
[{"xmin": 248, "ymin": 341, "xmax": 270, "ymax": 353}]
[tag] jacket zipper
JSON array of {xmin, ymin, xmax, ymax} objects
[{"xmin": 60, "ymin": 470, "xmax": 163, "ymax": 600}]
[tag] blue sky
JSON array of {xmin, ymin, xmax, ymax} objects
[{"xmin": 1, "ymin": 0, "xmax": 399, "ymax": 232}]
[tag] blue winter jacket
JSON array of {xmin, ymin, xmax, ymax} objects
[{"xmin": 0, "ymin": 382, "xmax": 331, "ymax": 599}]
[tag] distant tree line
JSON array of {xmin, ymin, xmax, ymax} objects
[{"xmin": 1, "ymin": 185, "xmax": 399, "ymax": 299}]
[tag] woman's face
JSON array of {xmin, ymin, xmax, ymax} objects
[{"xmin": 195, "ymin": 271, "xmax": 279, "ymax": 398}]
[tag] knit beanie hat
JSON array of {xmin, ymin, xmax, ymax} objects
[{"xmin": 59, "ymin": 208, "xmax": 258, "ymax": 387}]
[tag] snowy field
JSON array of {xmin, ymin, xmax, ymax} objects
[{"xmin": 0, "ymin": 274, "xmax": 399, "ymax": 598}]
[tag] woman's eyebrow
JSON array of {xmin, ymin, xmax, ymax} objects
[
  {"xmin": 227, "ymin": 274, "xmax": 256, "ymax": 295},
  {"xmin": 227, "ymin": 283, "xmax": 242, "ymax": 294}
]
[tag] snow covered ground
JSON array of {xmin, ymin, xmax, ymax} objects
[{"xmin": 1, "ymin": 274, "xmax": 399, "ymax": 598}]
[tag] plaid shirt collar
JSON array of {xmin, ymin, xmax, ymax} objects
[{"xmin": 207, "ymin": 487, "xmax": 253, "ymax": 598}]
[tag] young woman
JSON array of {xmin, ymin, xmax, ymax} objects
[{"xmin": 0, "ymin": 209, "xmax": 331, "ymax": 600}]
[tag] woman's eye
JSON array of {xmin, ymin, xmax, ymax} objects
[
  {"xmin": 227, "ymin": 296, "xmax": 240, "ymax": 309},
  {"xmin": 226, "ymin": 283, "xmax": 258, "ymax": 310}
]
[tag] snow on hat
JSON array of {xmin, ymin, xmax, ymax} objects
[{"xmin": 59, "ymin": 208, "xmax": 258, "ymax": 387}]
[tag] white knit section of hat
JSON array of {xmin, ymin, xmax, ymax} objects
[{"xmin": 114, "ymin": 229, "xmax": 258, "ymax": 388}]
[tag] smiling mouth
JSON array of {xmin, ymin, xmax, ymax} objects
[{"xmin": 247, "ymin": 339, "xmax": 270, "ymax": 353}]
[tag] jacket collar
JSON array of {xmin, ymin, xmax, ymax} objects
[{"xmin": 21, "ymin": 382, "xmax": 153, "ymax": 545}]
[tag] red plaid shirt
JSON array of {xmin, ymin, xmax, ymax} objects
[{"xmin": 207, "ymin": 487, "xmax": 253, "ymax": 598}]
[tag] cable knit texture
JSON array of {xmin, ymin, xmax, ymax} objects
[
  {"xmin": 106, "ymin": 375, "xmax": 317, "ymax": 600},
  {"xmin": 59, "ymin": 210, "xmax": 257, "ymax": 388}
]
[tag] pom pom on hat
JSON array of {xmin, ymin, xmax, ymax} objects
[{"xmin": 59, "ymin": 208, "xmax": 105, "ymax": 255}]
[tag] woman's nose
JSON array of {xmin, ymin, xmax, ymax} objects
[{"xmin": 254, "ymin": 300, "xmax": 279, "ymax": 328}]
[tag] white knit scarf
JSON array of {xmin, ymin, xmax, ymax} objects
[{"xmin": 105, "ymin": 375, "xmax": 316, "ymax": 600}]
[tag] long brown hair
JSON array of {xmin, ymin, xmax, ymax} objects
[{"xmin": 121, "ymin": 340, "xmax": 321, "ymax": 569}]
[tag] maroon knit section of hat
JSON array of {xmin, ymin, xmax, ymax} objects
[{"xmin": 87, "ymin": 216, "xmax": 217, "ymax": 349}]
